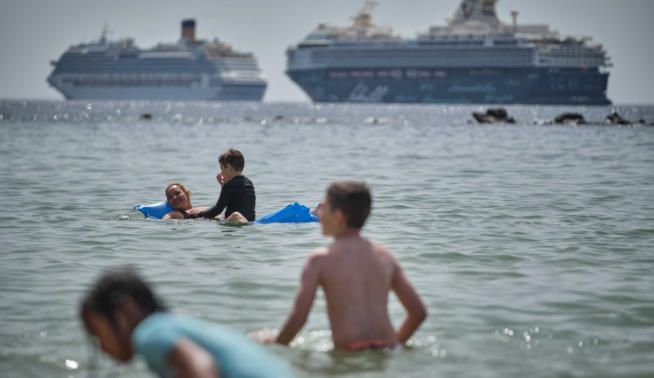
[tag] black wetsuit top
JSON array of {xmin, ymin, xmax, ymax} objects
[{"xmin": 200, "ymin": 175, "xmax": 256, "ymax": 221}]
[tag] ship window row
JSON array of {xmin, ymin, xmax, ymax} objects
[
  {"xmin": 417, "ymin": 40, "xmax": 485, "ymax": 46},
  {"xmin": 314, "ymin": 50, "xmax": 533, "ymax": 63},
  {"xmin": 65, "ymin": 78, "xmax": 199, "ymax": 87},
  {"xmin": 539, "ymin": 58, "xmax": 604, "ymax": 66},
  {"xmin": 56, "ymin": 66, "xmax": 217, "ymax": 74},
  {"xmin": 58, "ymin": 61, "xmax": 215, "ymax": 69},
  {"xmin": 60, "ymin": 73, "xmax": 204, "ymax": 79},
  {"xmin": 315, "ymin": 48, "xmax": 532, "ymax": 58},
  {"xmin": 61, "ymin": 56, "xmax": 203, "ymax": 64},
  {"xmin": 541, "ymin": 51, "xmax": 603, "ymax": 58},
  {"xmin": 324, "ymin": 56, "xmax": 533, "ymax": 67},
  {"xmin": 328, "ymin": 69, "xmax": 452, "ymax": 79},
  {"xmin": 59, "ymin": 59, "xmax": 218, "ymax": 69}
]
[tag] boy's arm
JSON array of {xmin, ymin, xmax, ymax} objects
[
  {"xmin": 391, "ymin": 262, "xmax": 427, "ymax": 344},
  {"xmin": 168, "ymin": 339, "xmax": 219, "ymax": 378},
  {"xmin": 198, "ymin": 182, "xmax": 232, "ymax": 219},
  {"xmin": 275, "ymin": 253, "xmax": 323, "ymax": 345}
]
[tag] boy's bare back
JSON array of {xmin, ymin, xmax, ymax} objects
[
  {"xmin": 273, "ymin": 182, "xmax": 426, "ymax": 350},
  {"xmin": 312, "ymin": 235, "xmax": 397, "ymax": 348}
]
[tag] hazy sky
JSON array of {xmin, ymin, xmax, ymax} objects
[{"xmin": 1, "ymin": 0, "xmax": 653, "ymax": 103}]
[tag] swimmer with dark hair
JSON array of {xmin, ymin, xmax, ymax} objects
[{"xmin": 80, "ymin": 268, "xmax": 293, "ymax": 377}]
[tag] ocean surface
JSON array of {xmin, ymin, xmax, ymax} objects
[{"xmin": 1, "ymin": 100, "xmax": 653, "ymax": 378}]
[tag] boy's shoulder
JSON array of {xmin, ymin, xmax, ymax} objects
[
  {"xmin": 222, "ymin": 175, "xmax": 250, "ymax": 188},
  {"xmin": 232, "ymin": 175, "xmax": 254, "ymax": 186},
  {"xmin": 307, "ymin": 246, "xmax": 330, "ymax": 262},
  {"xmin": 361, "ymin": 237, "xmax": 398, "ymax": 266},
  {"xmin": 305, "ymin": 246, "xmax": 333, "ymax": 266},
  {"xmin": 323, "ymin": 236, "xmax": 392, "ymax": 259}
]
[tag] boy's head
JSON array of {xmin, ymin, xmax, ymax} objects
[
  {"xmin": 80, "ymin": 268, "xmax": 167, "ymax": 362},
  {"xmin": 318, "ymin": 181, "xmax": 371, "ymax": 235},
  {"xmin": 218, "ymin": 149, "xmax": 245, "ymax": 177}
]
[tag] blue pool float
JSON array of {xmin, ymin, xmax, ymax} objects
[
  {"xmin": 255, "ymin": 202, "xmax": 318, "ymax": 224},
  {"xmin": 134, "ymin": 201, "xmax": 318, "ymax": 223},
  {"xmin": 134, "ymin": 202, "xmax": 174, "ymax": 219}
]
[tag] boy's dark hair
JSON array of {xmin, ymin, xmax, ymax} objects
[
  {"xmin": 219, "ymin": 149, "xmax": 245, "ymax": 171},
  {"xmin": 79, "ymin": 268, "xmax": 167, "ymax": 331},
  {"xmin": 326, "ymin": 181, "xmax": 372, "ymax": 229}
]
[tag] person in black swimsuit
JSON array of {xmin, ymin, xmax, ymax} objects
[
  {"xmin": 163, "ymin": 183, "xmax": 193, "ymax": 220},
  {"xmin": 187, "ymin": 149, "xmax": 255, "ymax": 224}
]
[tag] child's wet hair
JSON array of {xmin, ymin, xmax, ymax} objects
[
  {"xmin": 219, "ymin": 149, "xmax": 245, "ymax": 171},
  {"xmin": 80, "ymin": 267, "xmax": 167, "ymax": 332},
  {"xmin": 326, "ymin": 181, "xmax": 372, "ymax": 229}
]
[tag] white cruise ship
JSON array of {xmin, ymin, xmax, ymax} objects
[{"xmin": 48, "ymin": 20, "xmax": 266, "ymax": 101}]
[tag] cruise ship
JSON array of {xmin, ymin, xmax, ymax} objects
[
  {"xmin": 48, "ymin": 20, "xmax": 266, "ymax": 101},
  {"xmin": 286, "ymin": 0, "xmax": 611, "ymax": 105}
]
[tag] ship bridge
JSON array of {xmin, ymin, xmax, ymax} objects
[{"xmin": 299, "ymin": 0, "xmax": 398, "ymax": 45}]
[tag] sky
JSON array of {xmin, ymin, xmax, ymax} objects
[{"xmin": 1, "ymin": 0, "xmax": 653, "ymax": 103}]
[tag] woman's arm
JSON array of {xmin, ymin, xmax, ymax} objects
[{"xmin": 163, "ymin": 210, "xmax": 185, "ymax": 220}]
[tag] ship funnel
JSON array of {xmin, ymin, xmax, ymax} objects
[
  {"xmin": 511, "ymin": 11, "xmax": 519, "ymax": 32},
  {"xmin": 181, "ymin": 19, "xmax": 196, "ymax": 41},
  {"xmin": 451, "ymin": 0, "xmax": 500, "ymax": 27}
]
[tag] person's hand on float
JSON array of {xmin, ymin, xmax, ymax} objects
[{"xmin": 186, "ymin": 207, "xmax": 207, "ymax": 218}]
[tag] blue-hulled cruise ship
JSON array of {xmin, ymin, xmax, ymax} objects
[
  {"xmin": 48, "ymin": 20, "xmax": 266, "ymax": 101},
  {"xmin": 286, "ymin": 0, "xmax": 611, "ymax": 105}
]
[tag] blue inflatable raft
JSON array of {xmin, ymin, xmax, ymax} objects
[
  {"xmin": 134, "ymin": 201, "xmax": 318, "ymax": 224},
  {"xmin": 255, "ymin": 202, "xmax": 318, "ymax": 224},
  {"xmin": 134, "ymin": 202, "xmax": 174, "ymax": 219}
]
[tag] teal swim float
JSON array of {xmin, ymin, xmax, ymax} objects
[{"xmin": 134, "ymin": 201, "xmax": 318, "ymax": 224}]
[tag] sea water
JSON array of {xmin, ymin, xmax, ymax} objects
[{"xmin": 1, "ymin": 101, "xmax": 653, "ymax": 377}]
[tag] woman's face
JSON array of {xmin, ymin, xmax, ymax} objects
[{"xmin": 166, "ymin": 185, "xmax": 191, "ymax": 210}]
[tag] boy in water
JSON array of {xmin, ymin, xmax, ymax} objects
[
  {"xmin": 80, "ymin": 268, "xmax": 292, "ymax": 378},
  {"xmin": 188, "ymin": 149, "xmax": 256, "ymax": 224},
  {"xmin": 270, "ymin": 181, "xmax": 427, "ymax": 350}
]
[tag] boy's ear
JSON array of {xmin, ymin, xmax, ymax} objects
[{"xmin": 333, "ymin": 208, "xmax": 347, "ymax": 225}]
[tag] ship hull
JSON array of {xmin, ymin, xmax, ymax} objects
[
  {"xmin": 287, "ymin": 67, "xmax": 610, "ymax": 105},
  {"xmin": 47, "ymin": 79, "xmax": 266, "ymax": 102}
]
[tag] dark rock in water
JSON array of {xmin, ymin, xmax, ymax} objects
[
  {"xmin": 140, "ymin": 113, "xmax": 153, "ymax": 121},
  {"xmin": 472, "ymin": 107, "xmax": 516, "ymax": 124},
  {"xmin": 487, "ymin": 108, "xmax": 508, "ymax": 119},
  {"xmin": 605, "ymin": 111, "xmax": 631, "ymax": 125},
  {"xmin": 554, "ymin": 113, "xmax": 586, "ymax": 125},
  {"xmin": 273, "ymin": 115, "xmax": 284, "ymax": 121}
]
